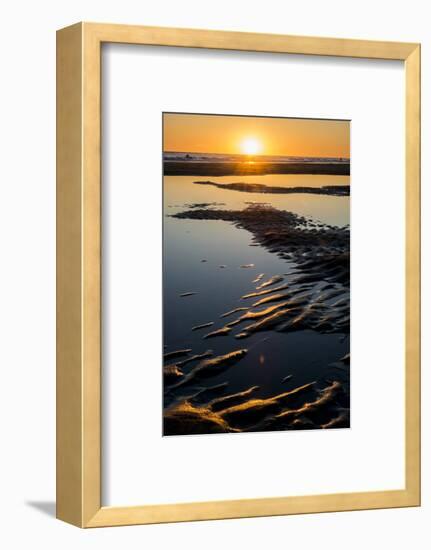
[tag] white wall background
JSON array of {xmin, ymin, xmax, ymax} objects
[{"xmin": 0, "ymin": 1, "xmax": 428, "ymax": 548}]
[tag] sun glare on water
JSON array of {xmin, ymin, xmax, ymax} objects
[{"xmin": 240, "ymin": 137, "xmax": 262, "ymax": 156}]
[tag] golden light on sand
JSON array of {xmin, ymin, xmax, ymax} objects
[{"xmin": 240, "ymin": 137, "xmax": 262, "ymax": 155}]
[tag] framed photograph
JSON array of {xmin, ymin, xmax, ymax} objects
[{"xmin": 56, "ymin": 23, "xmax": 421, "ymax": 527}]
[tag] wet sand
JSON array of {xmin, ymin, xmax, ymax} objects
[
  {"xmin": 172, "ymin": 204, "xmax": 349, "ymax": 274},
  {"xmin": 164, "ymin": 161, "xmax": 350, "ymax": 176},
  {"xmin": 163, "ymin": 203, "xmax": 350, "ymax": 436},
  {"xmin": 194, "ymin": 180, "xmax": 350, "ymax": 196}
]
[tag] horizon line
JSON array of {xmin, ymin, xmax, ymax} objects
[{"xmin": 164, "ymin": 150, "xmax": 351, "ymax": 159}]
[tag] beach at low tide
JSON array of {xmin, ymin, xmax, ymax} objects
[{"xmin": 163, "ymin": 159, "xmax": 350, "ymax": 436}]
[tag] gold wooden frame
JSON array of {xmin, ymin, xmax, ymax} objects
[{"xmin": 56, "ymin": 22, "xmax": 421, "ymax": 528}]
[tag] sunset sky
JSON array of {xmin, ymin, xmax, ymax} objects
[{"xmin": 163, "ymin": 113, "xmax": 350, "ymax": 158}]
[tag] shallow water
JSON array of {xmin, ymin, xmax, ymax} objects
[
  {"xmin": 163, "ymin": 175, "xmax": 350, "ymax": 408},
  {"xmin": 165, "ymin": 174, "xmax": 350, "ymax": 227}
]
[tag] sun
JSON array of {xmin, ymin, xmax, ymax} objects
[{"xmin": 240, "ymin": 137, "xmax": 262, "ymax": 155}]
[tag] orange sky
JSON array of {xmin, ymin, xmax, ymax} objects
[{"xmin": 163, "ymin": 113, "xmax": 350, "ymax": 158}]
